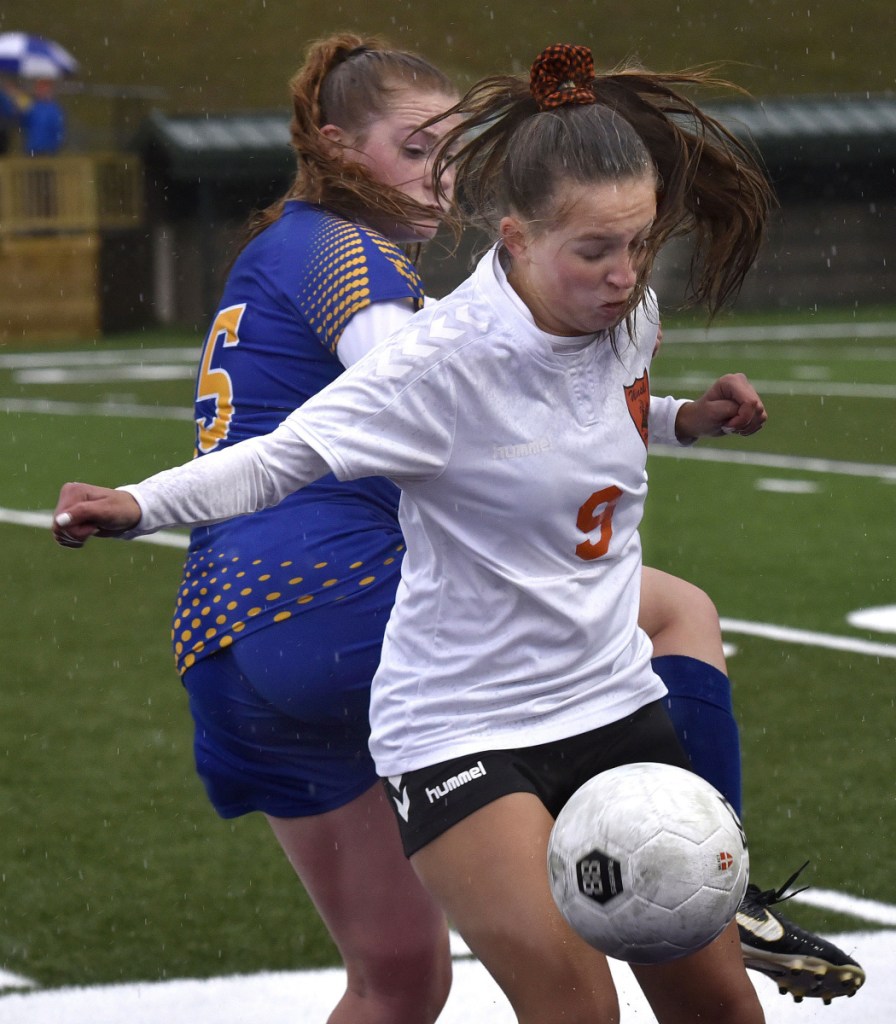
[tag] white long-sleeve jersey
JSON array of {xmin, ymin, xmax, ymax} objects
[{"xmin": 124, "ymin": 248, "xmax": 687, "ymax": 775}]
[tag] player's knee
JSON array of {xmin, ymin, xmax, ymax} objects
[
  {"xmin": 344, "ymin": 931, "xmax": 452, "ymax": 1022},
  {"xmin": 642, "ymin": 569, "xmax": 722, "ymax": 643},
  {"xmin": 673, "ymin": 577, "xmax": 721, "ymax": 633}
]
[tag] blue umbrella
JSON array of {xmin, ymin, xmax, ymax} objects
[{"xmin": 0, "ymin": 32, "xmax": 79, "ymax": 79}]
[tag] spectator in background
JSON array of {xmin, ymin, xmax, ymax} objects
[{"xmin": 20, "ymin": 76, "xmax": 65, "ymax": 156}]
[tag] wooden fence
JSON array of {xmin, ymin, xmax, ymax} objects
[
  {"xmin": 0, "ymin": 154, "xmax": 142, "ymax": 234},
  {"xmin": 0, "ymin": 155, "xmax": 143, "ymax": 341}
]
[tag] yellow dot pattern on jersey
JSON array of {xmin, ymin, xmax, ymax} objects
[
  {"xmin": 298, "ymin": 219, "xmax": 423, "ymax": 354},
  {"xmin": 371, "ymin": 234, "xmax": 425, "ymax": 300},
  {"xmin": 172, "ymin": 542, "xmax": 405, "ymax": 676}
]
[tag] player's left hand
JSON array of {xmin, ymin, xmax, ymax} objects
[
  {"xmin": 674, "ymin": 373, "xmax": 767, "ymax": 441},
  {"xmin": 52, "ymin": 482, "xmax": 142, "ymax": 548}
]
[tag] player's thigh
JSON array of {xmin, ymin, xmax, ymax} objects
[
  {"xmin": 268, "ymin": 783, "xmax": 450, "ymax": 968},
  {"xmin": 411, "ymin": 792, "xmax": 617, "ymax": 1022},
  {"xmin": 630, "ymin": 919, "xmax": 763, "ymax": 1024},
  {"xmin": 640, "ymin": 565, "xmax": 725, "ymax": 668}
]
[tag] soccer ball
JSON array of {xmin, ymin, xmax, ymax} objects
[{"xmin": 547, "ymin": 762, "xmax": 748, "ymax": 964}]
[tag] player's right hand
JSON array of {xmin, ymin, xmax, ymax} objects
[{"xmin": 52, "ymin": 482, "xmax": 142, "ymax": 548}]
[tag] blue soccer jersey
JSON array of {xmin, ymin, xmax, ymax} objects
[{"xmin": 172, "ymin": 201, "xmax": 423, "ymax": 677}]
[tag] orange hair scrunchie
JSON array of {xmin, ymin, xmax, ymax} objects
[{"xmin": 529, "ymin": 44, "xmax": 596, "ymax": 111}]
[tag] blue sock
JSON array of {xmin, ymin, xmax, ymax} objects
[{"xmin": 652, "ymin": 654, "xmax": 743, "ymax": 817}]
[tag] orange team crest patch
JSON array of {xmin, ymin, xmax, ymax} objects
[{"xmin": 624, "ymin": 371, "xmax": 650, "ymax": 448}]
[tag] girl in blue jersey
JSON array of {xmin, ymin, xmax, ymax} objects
[
  {"xmin": 53, "ymin": 35, "xmax": 862, "ymax": 1018},
  {"xmin": 170, "ymin": 34, "xmax": 461, "ymax": 1024}
]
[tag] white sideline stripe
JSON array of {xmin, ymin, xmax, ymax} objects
[
  {"xmin": 650, "ymin": 444, "xmax": 896, "ymax": 482},
  {"xmin": 1, "ymin": 508, "xmax": 189, "ymax": 549},
  {"xmin": 0, "ymin": 348, "xmax": 199, "ymax": 369},
  {"xmin": 698, "ymin": 345, "xmax": 896, "ymax": 362},
  {"xmin": 653, "ymin": 376, "xmax": 896, "ymax": 399},
  {"xmin": 755, "ymin": 478, "xmax": 820, "ymax": 494},
  {"xmin": 719, "ymin": 617, "xmax": 896, "ymax": 659},
  {"xmin": 791, "ymin": 890, "xmax": 896, "ymax": 928},
  {"xmin": 661, "ymin": 322, "xmax": 896, "ymax": 343},
  {"xmin": 0, "ymin": 968, "xmax": 33, "ymax": 990},
  {"xmin": 0, "ymin": 397, "xmax": 193, "ymax": 420},
  {"xmin": 14, "ymin": 366, "xmax": 197, "ymax": 384}
]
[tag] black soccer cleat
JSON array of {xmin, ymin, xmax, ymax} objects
[{"xmin": 737, "ymin": 863, "xmax": 866, "ymax": 1004}]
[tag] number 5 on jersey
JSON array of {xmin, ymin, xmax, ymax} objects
[{"xmin": 196, "ymin": 304, "xmax": 245, "ymax": 453}]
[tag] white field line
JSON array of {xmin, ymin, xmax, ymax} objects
[
  {"xmin": 649, "ymin": 445, "xmax": 896, "ymax": 482},
  {"xmin": 791, "ymin": 890, "xmax": 896, "ymax": 928},
  {"xmin": 0, "ymin": 968, "xmax": 33, "ymax": 990},
  {"xmin": 755, "ymin": 478, "xmax": 820, "ymax": 493},
  {"xmin": 719, "ymin": 617, "xmax": 896, "ymax": 660},
  {"xmin": 0, "ymin": 397, "xmax": 193, "ymax": 419},
  {"xmin": 14, "ymin": 365, "xmax": 197, "ymax": 384},
  {"xmin": 4, "ymin": 508, "xmax": 189, "ymax": 549},
  {"xmin": 652, "ymin": 375, "xmax": 896, "ymax": 399},
  {"xmin": 0, "ymin": 348, "xmax": 199, "ymax": 368},
  {"xmin": 676, "ymin": 345, "xmax": 896, "ymax": 361},
  {"xmin": 661, "ymin": 322, "xmax": 896, "ymax": 343}
]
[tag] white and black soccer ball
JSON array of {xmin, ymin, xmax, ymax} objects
[{"xmin": 547, "ymin": 761, "xmax": 749, "ymax": 964}]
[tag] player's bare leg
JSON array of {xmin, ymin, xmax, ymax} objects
[
  {"xmin": 267, "ymin": 783, "xmax": 451, "ymax": 1024},
  {"xmin": 640, "ymin": 566, "xmax": 726, "ymax": 669},
  {"xmin": 640, "ymin": 565, "xmax": 866, "ymax": 1003},
  {"xmin": 632, "ymin": 920, "xmax": 764, "ymax": 1023},
  {"xmin": 412, "ymin": 792, "xmax": 619, "ymax": 1024}
]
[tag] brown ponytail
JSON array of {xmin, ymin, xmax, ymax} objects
[
  {"xmin": 241, "ymin": 33, "xmax": 455, "ymax": 250},
  {"xmin": 433, "ymin": 46, "xmax": 776, "ymax": 318}
]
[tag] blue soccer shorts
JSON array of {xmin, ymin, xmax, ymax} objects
[{"xmin": 181, "ymin": 580, "xmax": 398, "ymax": 819}]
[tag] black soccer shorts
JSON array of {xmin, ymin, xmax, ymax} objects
[{"xmin": 384, "ymin": 699, "xmax": 691, "ymax": 856}]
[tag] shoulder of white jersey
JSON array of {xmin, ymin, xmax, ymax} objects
[{"xmin": 363, "ymin": 286, "xmax": 496, "ymax": 383}]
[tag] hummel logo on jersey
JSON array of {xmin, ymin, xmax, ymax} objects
[
  {"xmin": 493, "ymin": 437, "xmax": 552, "ymax": 460},
  {"xmin": 425, "ymin": 760, "xmax": 487, "ymax": 803}
]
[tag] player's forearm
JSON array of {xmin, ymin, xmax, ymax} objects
[{"xmin": 120, "ymin": 425, "xmax": 330, "ymax": 535}]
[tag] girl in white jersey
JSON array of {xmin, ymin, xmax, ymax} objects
[{"xmin": 52, "ymin": 43, "xmax": 825, "ymax": 1022}]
